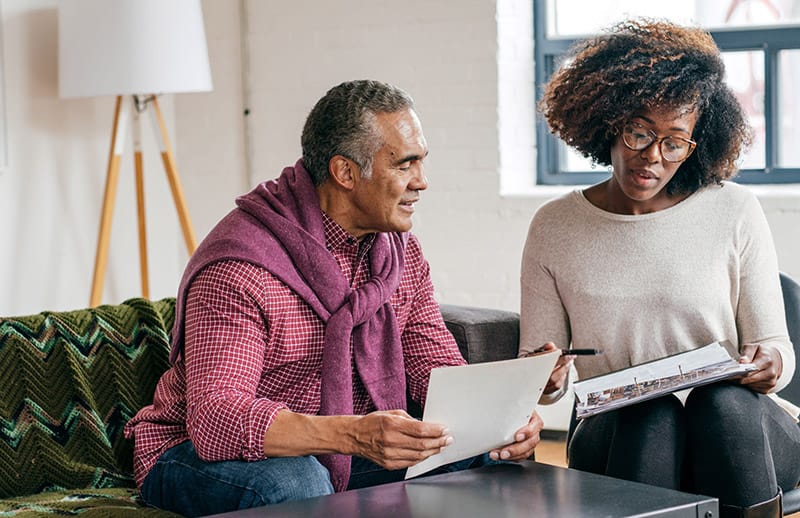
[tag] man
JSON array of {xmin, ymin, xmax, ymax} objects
[{"xmin": 125, "ymin": 80, "xmax": 544, "ymax": 516}]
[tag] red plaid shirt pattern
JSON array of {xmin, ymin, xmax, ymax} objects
[{"xmin": 125, "ymin": 215, "xmax": 465, "ymax": 487}]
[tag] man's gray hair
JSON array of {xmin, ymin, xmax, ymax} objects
[{"xmin": 301, "ymin": 80, "xmax": 415, "ymax": 185}]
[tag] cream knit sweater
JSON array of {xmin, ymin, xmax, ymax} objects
[{"xmin": 519, "ymin": 182, "xmax": 797, "ymax": 416}]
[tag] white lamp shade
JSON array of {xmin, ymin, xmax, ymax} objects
[{"xmin": 58, "ymin": 0, "xmax": 213, "ymax": 98}]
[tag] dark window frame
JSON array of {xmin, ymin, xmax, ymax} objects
[{"xmin": 533, "ymin": 1, "xmax": 800, "ymax": 186}]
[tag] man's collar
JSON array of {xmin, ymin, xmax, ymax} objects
[{"xmin": 321, "ymin": 211, "xmax": 376, "ymax": 251}]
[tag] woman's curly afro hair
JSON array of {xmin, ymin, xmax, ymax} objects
[{"xmin": 538, "ymin": 19, "xmax": 752, "ymax": 195}]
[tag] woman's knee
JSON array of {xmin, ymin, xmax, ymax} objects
[
  {"xmin": 569, "ymin": 396, "xmax": 684, "ymax": 469},
  {"xmin": 620, "ymin": 394, "xmax": 683, "ymax": 424},
  {"xmin": 685, "ymin": 383, "xmax": 758, "ymax": 430},
  {"xmin": 614, "ymin": 395, "xmax": 685, "ymax": 445}
]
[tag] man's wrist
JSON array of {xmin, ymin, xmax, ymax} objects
[
  {"xmin": 311, "ymin": 414, "xmax": 360, "ymax": 456},
  {"xmin": 263, "ymin": 411, "xmax": 360, "ymax": 457}
]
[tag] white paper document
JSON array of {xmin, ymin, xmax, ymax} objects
[{"xmin": 405, "ymin": 350, "xmax": 560, "ymax": 480}]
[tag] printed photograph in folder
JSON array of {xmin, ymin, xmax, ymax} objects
[{"xmin": 573, "ymin": 341, "xmax": 757, "ymax": 419}]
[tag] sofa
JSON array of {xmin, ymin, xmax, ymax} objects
[{"xmin": 0, "ymin": 298, "xmax": 520, "ymax": 516}]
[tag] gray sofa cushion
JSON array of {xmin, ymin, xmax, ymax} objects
[{"xmin": 439, "ymin": 304, "xmax": 520, "ymax": 364}]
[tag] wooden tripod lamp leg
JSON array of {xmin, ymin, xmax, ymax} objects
[
  {"xmin": 149, "ymin": 96, "xmax": 198, "ymax": 255},
  {"xmin": 132, "ymin": 108, "xmax": 150, "ymax": 299},
  {"xmin": 90, "ymin": 96, "xmax": 129, "ymax": 307}
]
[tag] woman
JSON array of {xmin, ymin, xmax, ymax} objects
[{"xmin": 520, "ymin": 19, "xmax": 800, "ymax": 517}]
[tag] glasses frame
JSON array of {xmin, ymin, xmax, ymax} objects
[{"xmin": 621, "ymin": 122, "xmax": 697, "ymax": 163}]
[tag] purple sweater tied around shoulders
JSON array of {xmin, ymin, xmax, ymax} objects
[{"xmin": 171, "ymin": 159, "xmax": 408, "ymax": 492}]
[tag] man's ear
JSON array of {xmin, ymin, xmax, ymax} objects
[{"xmin": 328, "ymin": 155, "xmax": 357, "ymax": 190}]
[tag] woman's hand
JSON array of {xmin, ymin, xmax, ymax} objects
[
  {"xmin": 739, "ymin": 343, "xmax": 783, "ymax": 393},
  {"xmin": 537, "ymin": 342, "xmax": 574, "ymax": 395}
]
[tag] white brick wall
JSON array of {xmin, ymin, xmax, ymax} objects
[
  {"xmin": 175, "ymin": 0, "xmax": 249, "ymax": 241},
  {"xmin": 237, "ymin": 0, "xmax": 535, "ymax": 312}
]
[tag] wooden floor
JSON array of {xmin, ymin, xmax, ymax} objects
[
  {"xmin": 537, "ymin": 439, "xmax": 799, "ymax": 517},
  {"xmin": 537, "ymin": 438, "xmax": 567, "ymax": 468}
]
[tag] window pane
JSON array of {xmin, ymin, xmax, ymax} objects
[
  {"xmin": 697, "ymin": 0, "xmax": 800, "ymax": 29},
  {"xmin": 779, "ymin": 49, "xmax": 800, "ymax": 167},
  {"xmin": 547, "ymin": 0, "xmax": 800, "ymax": 38},
  {"xmin": 721, "ymin": 51, "xmax": 765, "ymax": 170},
  {"xmin": 561, "ymin": 144, "xmax": 595, "ymax": 173},
  {"xmin": 546, "ymin": 0, "xmax": 695, "ymax": 38}
]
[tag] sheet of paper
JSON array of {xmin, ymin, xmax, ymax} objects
[{"xmin": 405, "ymin": 350, "xmax": 560, "ymax": 480}]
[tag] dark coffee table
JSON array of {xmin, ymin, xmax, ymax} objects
[{"xmin": 208, "ymin": 461, "xmax": 718, "ymax": 517}]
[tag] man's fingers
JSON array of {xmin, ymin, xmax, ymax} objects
[
  {"xmin": 353, "ymin": 411, "xmax": 452, "ymax": 468},
  {"xmin": 489, "ymin": 413, "xmax": 543, "ymax": 461},
  {"xmin": 396, "ymin": 418, "xmax": 450, "ymax": 440},
  {"xmin": 490, "ymin": 436, "xmax": 538, "ymax": 461},
  {"xmin": 379, "ymin": 444, "xmax": 447, "ymax": 469}
]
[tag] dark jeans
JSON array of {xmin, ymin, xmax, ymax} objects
[
  {"xmin": 141, "ymin": 440, "xmax": 496, "ymax": 516},
  {"xmin": 568, "ymin": 383, "xmax": 800, "ymax": 507}
]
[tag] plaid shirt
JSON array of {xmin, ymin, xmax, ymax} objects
[{"xmin": 125, "ymin": 214, "xmax": 465, "ymax": 487}]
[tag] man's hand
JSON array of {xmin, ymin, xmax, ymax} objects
[
  {"xmin": 346, "ymin": 410, "xmax": 453, "ymax": 470},
  {"xmin": 488, "ymin": 411, "xmax": 544, "ymax": 462},
  {"xmin": 739, "ymin": 343, "xmax": 783, "ymax": 393},
  {"xmin": 264, "ymin": 409, "xmax": 450, "ymax": 468}
]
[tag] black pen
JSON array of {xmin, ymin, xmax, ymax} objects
[
  {"xmin": 558, "ymin": 348, "xmax": 603, "ymax": 356},
  {"xmin": 527, "ymin": 347, "xmax": 603, "ymax": 357}
]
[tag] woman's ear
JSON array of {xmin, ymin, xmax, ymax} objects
[{"xmin": 328, "ymin": 155, "xmax": 357, "ymax": 190}]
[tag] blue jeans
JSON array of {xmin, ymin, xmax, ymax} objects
[
  {"xmin": 141, "ymin": 440, "xmax": 496, "ymax": 516},
  {"xmin": 140, "ymin": 441, "xmax": 334, "ymax": 516}
]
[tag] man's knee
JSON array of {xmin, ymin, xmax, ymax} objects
[
  {"xmin": 146, "ymin": 448, "xmax": 334, "ymax": 512},
  {"xmin": 258, "ymin": 456, "xmax": 334, "ymax": 503}
]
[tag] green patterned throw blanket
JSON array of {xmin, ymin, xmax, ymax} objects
[{"xmin": 0, "ymin": 298, "xmax": 179, "ymax": 516}]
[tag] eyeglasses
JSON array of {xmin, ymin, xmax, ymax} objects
[{"xmin": 621, "ymin": 121, "xmax": 697, "ymax": 163}]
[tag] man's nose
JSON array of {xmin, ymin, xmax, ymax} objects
[{"xmin": 410, "ymin": 165, "xmax": 428, "ymax": 191}]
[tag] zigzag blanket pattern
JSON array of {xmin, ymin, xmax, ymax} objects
[
  {"xmin": 0, "ymin": 298, "xmax": 175, "ymax": 500},
  {"xmin": 0, "ymin": 488, "xmax": 177, "ymax": 516}
]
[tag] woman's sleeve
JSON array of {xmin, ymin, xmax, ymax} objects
[
  {"xmin": 519, "ymin": 209, "xmax": 573, "ymax": 403},
  {"xmin": 735, "ymin": 194, "xmax": 795, "ymax": 392}
]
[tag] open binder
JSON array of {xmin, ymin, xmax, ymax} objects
[{"xmin": 573, "ymin": 341, "xmax": 756, "ymax": 419}]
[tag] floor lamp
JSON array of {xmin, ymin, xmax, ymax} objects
[{"xmin": 58, "ymin": 0, "xmax": 213, "ymax": 307}]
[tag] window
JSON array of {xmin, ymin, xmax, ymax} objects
[{"xmin": 534, "ymin": 0, "xmax": 800, "ymax": 185}]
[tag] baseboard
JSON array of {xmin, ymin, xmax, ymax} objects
[{"xmin": 540, "ymin": 429, "xmax": 567, "ymax": 442}]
